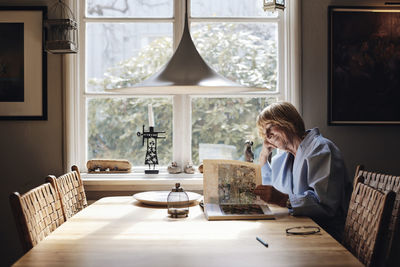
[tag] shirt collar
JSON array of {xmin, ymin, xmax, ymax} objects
[{"xmin": 299, "ymin": 127, "xmax": 320, "ymax": 151}]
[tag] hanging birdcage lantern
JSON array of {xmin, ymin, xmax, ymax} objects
[
  {"xmin": 263, "ymin": 0, "xmax": 285, "ymax": 11},
  {"xmin": 45, "ymin": 0, "xmax": 78, "ymax": 54}
]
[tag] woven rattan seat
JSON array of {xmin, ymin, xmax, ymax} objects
[
  {"xmin": 343, "ymin": 182, "xmax": 395, "ymax": 267},
  {"xmin": 354, "ymin": 165, "xmax": 400, "ymax": 267},
  {"xmin": 47, "ymin": 165, "xmax": 87, "ymax": 220},
  {"xmin": 10, "ymin": 182, "xmax": 65, "ymax": 253}
]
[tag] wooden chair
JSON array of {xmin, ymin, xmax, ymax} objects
[
  {"xmin": 343, "ymin": 182, "xmax": 395, "ymax": 267},
  {"xmin": 46, "ymin": 165, "xmax": 87, "ymax": 220},
  {"xmin": 9, "ymin": 182, "xmax": 65, "ymax": 253},
  {"xmin": 354, "ymin": 165, "xmax": 400, "ymax": 267}
]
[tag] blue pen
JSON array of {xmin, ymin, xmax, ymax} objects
[{"xmin": 256, "ymin": 236, "xmax": 269, "ymax": 248}]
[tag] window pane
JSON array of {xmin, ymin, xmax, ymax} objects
[
  {"xmin": 86, "ymin": 23, "xmax": 172, "ymax": 92},
  {"xmin": 87, "ymin": 97, "xmax": 172, "ymax": 167},
  {"xmin": 191, "ymin": 0, "xmax": 277, "ymax": 18},
  {"xmin": 192, "ymin": 23, "xmax": 278, "ymax": 90},
  {"xmin": 191, "ymin": 97, "xmax": 277, "ymax": 166},
  {"xmin": 86, "ymin": 0, "xmax": 173, "ymax": 18}
]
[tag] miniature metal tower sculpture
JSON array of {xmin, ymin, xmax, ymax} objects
[{"xmin": 137, "ymin": 125, "xmax": 165, "ymax": 174}]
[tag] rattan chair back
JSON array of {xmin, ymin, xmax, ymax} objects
[
  {"xmin": 47, "ymin": 165, "xmax": 87, "ymax": 220},
  {"xmin": 343, "ymin": 182, "xmax": 395, "ymax": 267},
  {"xmin": 354, "ymin": 165, "xmax": 400, "ymax": 267},
  {"xmin": 9, "ymin": 182, "xmax": 65, "ymax": 253}
]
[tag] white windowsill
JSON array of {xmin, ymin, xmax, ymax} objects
[{"xmin": 82, "ymin": 172, "xmax": 204, "ymax": 192}]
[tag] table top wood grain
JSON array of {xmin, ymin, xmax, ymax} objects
[{"xmin": 12, "ymin": 196, "xmax": 362, "ymax": 267}]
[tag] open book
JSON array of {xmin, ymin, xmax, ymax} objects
[{"xmin": 203, "ymin": 159, "xmax": 274, "ymax": 220}]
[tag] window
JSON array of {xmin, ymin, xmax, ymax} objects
[{"xmin": 71, "ymin": 0, "xmax": 300, "ymax": 174}]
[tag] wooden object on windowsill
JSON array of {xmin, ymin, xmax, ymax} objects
[{"xmin": 87, "ymin": 159, "xmax": 131, "ymax": 173}]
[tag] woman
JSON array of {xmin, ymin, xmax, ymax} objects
[{"xmin": 255, "ymin": 102, "xmax": 352, "ymax": 241}]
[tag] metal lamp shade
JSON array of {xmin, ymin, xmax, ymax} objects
[{"xmin": 107, "ymin": 0, "xmax": 264, "ymax": 95}]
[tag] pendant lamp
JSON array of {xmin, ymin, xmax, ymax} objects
[{"xmin": 108, "ymin": 0, "xmax": 264, "ymax": 95}]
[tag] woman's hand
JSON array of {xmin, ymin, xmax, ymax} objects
[
  {"xmin": 259, "ymin": 140, "xmax": 275, "ymax": 166},
  {"xmin": 253, "ymin": 185, "xmax": 289, "ymax": 207}
]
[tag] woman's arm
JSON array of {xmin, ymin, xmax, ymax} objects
[
  {"xmin": 289, "ymin": 146, "xmax": 345, "ymax": 218},
  {"xmin": 259, "ymin": 140, "xmax": 275, "ymax": 166},
  {"xmin": 254, "ymin": 185, "xmax": 288, "ymax": 207}
]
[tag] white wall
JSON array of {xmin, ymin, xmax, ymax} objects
[
  {"xmin": 0, "ymin": 1, "xmax": 64, "ymax": 266},
  {"xmin": 302, "ymin": 0, "xmax": 400, "ymax": 178}
]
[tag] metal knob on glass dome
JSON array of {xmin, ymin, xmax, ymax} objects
[{"xmin": 167, "ymin": 183, "xmax": 189, "ymax": 218}]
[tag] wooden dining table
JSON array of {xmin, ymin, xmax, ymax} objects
[{"xmin": 12, "ymin": 196, "xmax": 362, "ymax": 267}]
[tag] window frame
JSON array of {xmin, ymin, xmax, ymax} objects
[{"xmin": 64, "ymin": 0, "xmax": 301, "ymax": 176}]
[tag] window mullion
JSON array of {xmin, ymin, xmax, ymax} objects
[
  {"xmin": 173, "ymin": 95, "xmax": 192, "ymax": 168},
  {"xmin": 190, "ymin": 17, "xmax": 279, "ymax": 23},
  {"xmin": 285, "ymin": 0, "xmax": 301, "ymax": 111},
  {"xmin": 173, "ymin": 0, "xmax": 184, "ymax": 49},
  {"xmin": 78, "ymin": 0, "xmax": 87, "ymax": 171},
  {"xmin": 278, "ymin": 11, "xmax": 285, "ymax": 102},
  {"xmin": 83, "ymin": 17, "xmax": 174, "ymax": 23},
  {"xmin": 172, "ymin": 0, "xmax": 192, "ymax": 168}
]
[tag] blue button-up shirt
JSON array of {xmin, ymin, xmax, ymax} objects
[{"xmin": 261, "ymin": 128, "xmax": 352, "ymax": 240}]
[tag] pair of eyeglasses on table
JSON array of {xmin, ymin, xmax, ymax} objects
[
  {"xmin": 286, "ymin": 226, "xmax": 321, "ymax": 235},
  {"xmin": 256, "ymin": 226, "xmax": 321, "ymax": 249}
]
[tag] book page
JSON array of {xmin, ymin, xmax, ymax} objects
[{"xmin": 203, "ymin": 159, "xmax": 262, "ymax": 204}]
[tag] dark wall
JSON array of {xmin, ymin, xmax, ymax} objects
[
  {"xmin": 0, "ymin": 1, "xmax": 64, "ymax": 266},
  {"xmin": 302, "ymin": 0, "xmax": 400, "ymax": 178}
]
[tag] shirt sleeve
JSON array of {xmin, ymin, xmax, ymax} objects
[
  {"xmin": 289, "ymin": 145, "xmax": 342, "ymax": 218},
  {"xmin": 261, "ymin": 161, "xmax": 272, "ymax": 184},
  {"xmin": 289, "ymin": 190, "xmax": 334, "ymax": 217},
  {"xmin": 261, "ymin": 150, "xmax": 294, "ymax": 195}
]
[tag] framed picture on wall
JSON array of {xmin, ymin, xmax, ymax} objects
[
  {"xmin": 328, "ymin": 6, "xmax": 400, "ymax": 125},
  {"xmin": 0, "ymin": 6, "xmax": 47, "ymax": 120}
]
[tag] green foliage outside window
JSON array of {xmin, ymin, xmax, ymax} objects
[
  {"xmin": 87, "ymin": 97, "xmax": 173, "ymax": 166},
  {"xmin": 191, "ymin": 97, "xmax": 276, "ymax": 165}
]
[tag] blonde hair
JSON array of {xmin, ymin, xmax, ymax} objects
[{"xmin": 256, "ymin": 102, "xmax": 305, "ymax": 139}]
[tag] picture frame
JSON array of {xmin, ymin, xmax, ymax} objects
[
  {"xmin": 328, "ymin": 6, "xmax": 400, "ymax": 125},
  {"xmin": 0, "ymin": 6, "xmax": 47, "ymax": 120}
]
